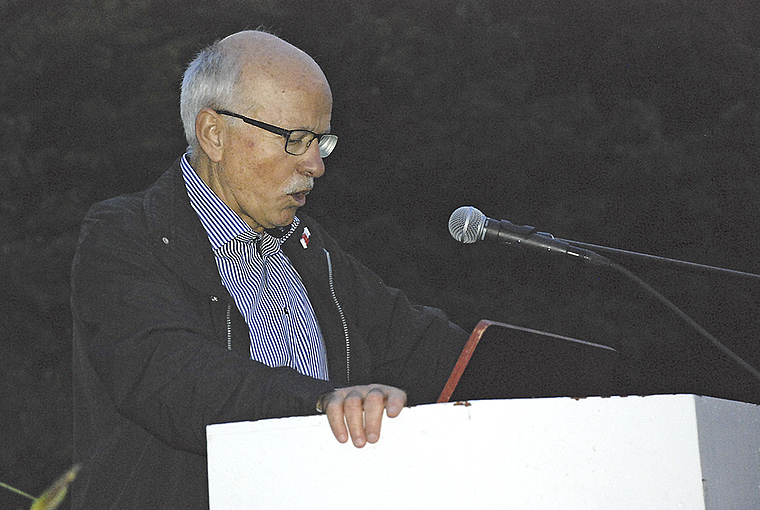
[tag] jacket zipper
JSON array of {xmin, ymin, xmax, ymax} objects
[
  {"xmin": 226, "ymin": 303, "xmax": 232, "ymax": 351},
  {"xmin": 324, "ymin": 249, "xmax": 351, "ymax": 384}
]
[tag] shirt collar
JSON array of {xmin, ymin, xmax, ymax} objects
[{"xmin": 180, "ymin": 153, "xmax": 298, "ymax": 251}]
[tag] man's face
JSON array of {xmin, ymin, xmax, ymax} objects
[{"xmin": 209, "ymin": 69, "xmax": 333, "ymax": 232}]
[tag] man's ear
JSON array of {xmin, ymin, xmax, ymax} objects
[{"xmin": 196, "ymin": 108, "xmax": 225, "ymax": 162}]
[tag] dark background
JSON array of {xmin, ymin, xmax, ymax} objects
[{"xmin": 2, "ymin": 0, "xmax": 759, "ymax": 506}]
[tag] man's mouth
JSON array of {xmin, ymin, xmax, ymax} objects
[{"xmin": 288, "ymin": 188, "xmax": 311, "ymax": 206}]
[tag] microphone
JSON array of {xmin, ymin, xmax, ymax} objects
[{"xmin": 448, "ymin": 206, "xmax": 610, "ymax": 266}]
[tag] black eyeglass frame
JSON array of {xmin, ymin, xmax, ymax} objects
[{"xmin": 214, "ymin": 109, "xmax": 337, "ymax": 158}]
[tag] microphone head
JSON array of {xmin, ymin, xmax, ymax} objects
[{"xmin": 448, "ymin": 206, "xmax": 486, "ymax": 243}]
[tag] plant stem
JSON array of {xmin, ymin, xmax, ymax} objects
[{"xmin": 0, "ymin": 481, "xmax": 36, "ymax": 501}]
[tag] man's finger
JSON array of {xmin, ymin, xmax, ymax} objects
[
  {"xmin": 342, "ymin": 389, "xmax": 368, "ymax": 447},
  {"xmin": 324, "ymin": 393, "xmax": 349, "ymax": 444},
  {"xmin": 321, "ymin": 385, "xmax": 408, "ymax": 448},
  {"xmin": 362, "ymin": 387, "xmax": 388, "ymax": 444},
  {"xmin": 384, "ymin": 387, "xmax": 407, "ymax": 417}
]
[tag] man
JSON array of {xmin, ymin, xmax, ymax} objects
[{"xmin": 71, "ymin": 30, "xmax": 467, "ymax": 509}]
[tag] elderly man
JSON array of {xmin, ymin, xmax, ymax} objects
[{"xmin": 71, "ymin": 30, "xmax": 467, "ymax": 509}]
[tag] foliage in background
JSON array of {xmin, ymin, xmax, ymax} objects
[
  {"xmin": 1, "ymin": 0, "xmax": 758, "ymax": 505},
  {"xmin": 1, "ymin": 465, "xmax": 79, "ymax": 510}
]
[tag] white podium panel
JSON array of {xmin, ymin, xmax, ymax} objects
[{"xmin": 207, "ymin": 395, "xmax": 760, "ymax": 509}]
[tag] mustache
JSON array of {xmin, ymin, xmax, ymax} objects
[{"xmin": 285, "ymin": 176, "xmax": 315, "ymax": 195}]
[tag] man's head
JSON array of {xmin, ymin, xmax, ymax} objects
[{"xmin": 180, "ymin": 30, "xmax": 334, "ymax": 232}]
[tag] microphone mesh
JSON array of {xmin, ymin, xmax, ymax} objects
[{"xmin": 448, "ymin": 206, "xmax": 485, "ymax": 244}]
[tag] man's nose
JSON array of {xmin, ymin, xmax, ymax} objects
[{"xmin": 298, "ymin": 141, "xmax": 326, "ymax": 178}]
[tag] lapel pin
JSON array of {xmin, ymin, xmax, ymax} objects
[{"xmin": 300, "ymin": 227, "xmax": 311, "ymax": 249}]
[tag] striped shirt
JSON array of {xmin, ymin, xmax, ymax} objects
[{"xmin": 180, "ymin": 154, "xmax": 329, "ymax": 380}]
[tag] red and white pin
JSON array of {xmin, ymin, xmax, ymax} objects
[{"xmin": 300, "ymin": 227, "xmax": 311, "ymax": 249}]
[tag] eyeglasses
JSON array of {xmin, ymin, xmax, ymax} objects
[{"xmin": 215, "ymin": 109, "xmax": 338, "ymax": 158}]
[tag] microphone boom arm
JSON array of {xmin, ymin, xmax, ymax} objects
[{"xmin": 557, "ymin": 238, "xmax": 760, "ymax": 282}]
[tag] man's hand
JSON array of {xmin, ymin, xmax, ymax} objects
[{"xmin": 318, "ymin": 384, "xmax": 407, "ymax": 448}]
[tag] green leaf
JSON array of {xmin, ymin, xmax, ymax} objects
[{"xmin": 29, "ymin": 465, "xmax": 80, "ymax": 510}]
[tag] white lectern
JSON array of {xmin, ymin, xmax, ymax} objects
[{"xmin": 207, "ymin": 395, "xmax": 760, "ymax": 509}]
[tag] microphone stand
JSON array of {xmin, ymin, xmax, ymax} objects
[
  {"xmin": 447, "ymin": 204, "xmax": 760, "ymax": 394},
  {"xmin": 547, "ymin": 236, "xmax": 760, "ymax": 386}
]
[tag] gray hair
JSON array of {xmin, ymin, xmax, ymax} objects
[{"xmin": 180, "ymin": 40, "xmax": 244, "ymax": 156}]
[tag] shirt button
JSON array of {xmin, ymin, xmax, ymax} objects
[{"xmin": 162, "ymin": 237, "xmax": 170, "ymax": 245}]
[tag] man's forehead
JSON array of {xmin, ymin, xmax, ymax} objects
[{"xmin": 237, "ymin": 50, "xmax": 329, "ymax": 98}]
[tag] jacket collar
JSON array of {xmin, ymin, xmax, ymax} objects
[
  {"xmin": 143, "ymin": 158, "xmax": 232, "ymax": 300},
  {"xmin": 140, "ymin": 158, "xmax": 330, "ymax": 305}
]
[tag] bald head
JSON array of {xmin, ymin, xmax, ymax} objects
[
  {"xmin": 180, "ymin": 30, "xmax": 332, "ymax": 156},
  {"xmin": 219, "ymin": 31, "xmax": 325, "ymax": 81},
  {"xmin": 220, "ymin": 31, "xmax": 331, "ymax": 118}
]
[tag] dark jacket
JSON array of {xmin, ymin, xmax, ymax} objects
[{"xmin": 70, "ymin": 159, "xmax": 468, "ymax": 509}]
